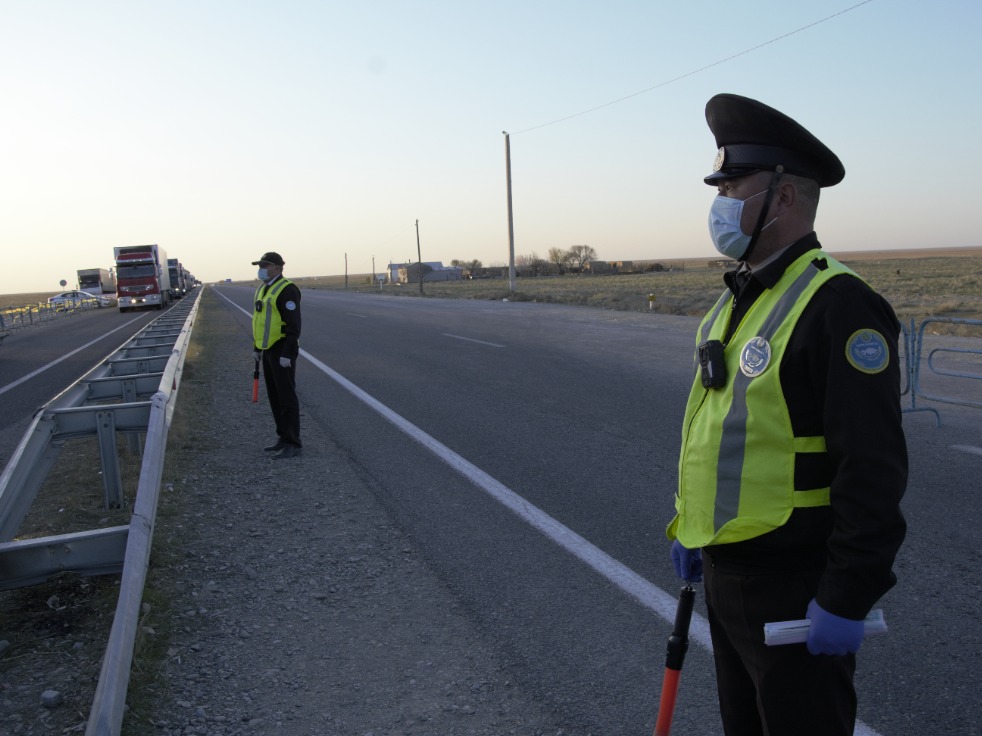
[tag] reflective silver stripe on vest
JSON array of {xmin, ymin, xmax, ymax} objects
[
  {"xmin": 694, "ymin": 290, "xmax": 732, "ymax": 373},
  {"xmin": 260, "ymin": 279, "xmax": 289, "ymax": 349},
  {"xmin": 713, "ymin": 262, "xmax": 821, "ymax": 532}
]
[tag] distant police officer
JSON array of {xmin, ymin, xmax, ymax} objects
[
  {"xmin": 252, "ymin": 251, "xmax": 302, "ymax": 459},
  {"xmin": 667, "ymin": 94, "xmax": 907, "ymax": 736}
]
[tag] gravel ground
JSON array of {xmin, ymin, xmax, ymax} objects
[{"xmin": 1, "ymin": 294, "xmax": 578, "ymax": 735}]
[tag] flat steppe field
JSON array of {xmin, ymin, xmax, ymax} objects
[
  {"xmin": 5, "ymin": 246, "xmax": 981, "ymax": 322},
  {"xmin": 300, "ymin": 246, "xmax": 982, "ymax": 323}
]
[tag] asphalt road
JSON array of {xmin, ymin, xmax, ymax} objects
[{"xmin": 3, "ymin": 286, "xmax": 981, "ymax": 735}]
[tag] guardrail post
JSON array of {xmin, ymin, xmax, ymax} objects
[
  {"xmin": 121, "ymin": 378, "xmax": 143, "ymax": 456},
  {"xmin": 96, "ymin": 411, "xmax": 124, "ymax": 509}
]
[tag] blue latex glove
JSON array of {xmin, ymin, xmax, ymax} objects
[
  {"xmin": 806, "ymin": 599, "xmax": 864, "ymax": 655},
  {"xmin": 670, "ymin": 539, "xmax": 703, "ymax": 582}
]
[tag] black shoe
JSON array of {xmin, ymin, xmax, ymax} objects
[
  {"xmin": 272, "ymin": 445, "xmax": 301, "ymax": 460},
  {"xmin": 264, "ymin": 440, "xmax": 286, "ymax": 452}
]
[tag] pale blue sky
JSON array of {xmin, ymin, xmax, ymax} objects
[{"xmin": 2, "ymin": 0, "xmax": 980, "ymax": 293}]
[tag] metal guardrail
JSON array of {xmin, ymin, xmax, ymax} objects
[
  {"xmin": 902, "ymin": 317, "xmax": 981, "ymax": 426},
  {"xmin": 0, "ymin": 289, "xmax": 201, "ymax": 735}
]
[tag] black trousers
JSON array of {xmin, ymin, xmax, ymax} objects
[
  {"xmin": 261, "ymin": 341, "xmax": 301, "ymax": 447},
  {"xmin": 703, "ymin": 557, "xmax": 856, "ymax": 736}
]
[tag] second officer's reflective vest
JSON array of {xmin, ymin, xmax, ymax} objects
[
  {"xmin": 668, "ymin": 249, "xmax": 861, "ymax": 548},
  {"xmin": 253, "ymin": 277, "xmax": 294, "ymax": 350}
]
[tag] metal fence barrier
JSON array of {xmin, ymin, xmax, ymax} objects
[
  {"xmin": 0, "ymin": 299, "xmax": 101, "ymax": 337},
  {"xmin": 902, "ymin": 318, "xmax": 981, "ymax": 426},
  {"xmin": 912, "ymin": 317, "xmax": 982, "ymax": 412},
  {"xmin": 900, "ymin": 320, "xmax": 940, "ymax": 426},
  {"xmin": 0, "ymin": 289, "xmax": 201, "ymax": 735}
]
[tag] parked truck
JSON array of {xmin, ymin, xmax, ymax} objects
[
  {"xmin": 76, "ymin": 268, "xmax": 117, "ymax": 300},
  {"xmin": 114, "ymin": 244, "xmax": 172, "ymax": 311},
  {"xmin": 167, "ymin": 258, "xmax": 187, "ymax": 299}
]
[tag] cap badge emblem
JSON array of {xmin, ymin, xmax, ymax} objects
[{"xmin": 713, "ymin": 147, "xmax": 726, "ymax": 172}]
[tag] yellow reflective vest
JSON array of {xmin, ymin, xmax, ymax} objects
[
  {"xmin": 253, "ymin": 277, "xmax": 294, "ymax": 350},
  {"xmin": 668, "ymin": 250, "xmax": 860, "ymax": 547}
]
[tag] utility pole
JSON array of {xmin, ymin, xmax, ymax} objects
[
  {"xmin": 372, "ymin": 255, "xmax": 377, "ymax": 289},
  {"xmin": 415, "ymin": 219, "xmax": 423, "ymax": 295},
  {"xmin": 503, "ymin": 131, "xmax": 516, "ymax": 292},
  {"xmin": 344, "ymin": 252, "xmax": 348, "ymax": 289}
]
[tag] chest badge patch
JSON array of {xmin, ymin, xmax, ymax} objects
[
  {"xmin": 740, "ymin": 336, "xmax": 771, "ymax": 377},
  {"xmin": 846, "ymin": 329, "xmax": 889, "ymax": 374}
]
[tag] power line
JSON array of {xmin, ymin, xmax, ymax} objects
[{"xmin": 510, "ymin": 0, "xmax": 874, "ymax": 136}]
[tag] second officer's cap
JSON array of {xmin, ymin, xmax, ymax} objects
[
  {"xmin": 704, "ymin": 93, "xmax": 845, "ymax": 188},
  {"xmin": 251, "ymin": 251, "xmax": 285, "ymax": 266}
]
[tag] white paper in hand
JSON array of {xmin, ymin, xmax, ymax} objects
[{"xmin": 764, "ymin": 608, "xmax": 887, "ymax": 646}]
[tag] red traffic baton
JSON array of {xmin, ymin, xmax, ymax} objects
[
  {"xmin": 251, "ymin": 356, "xmax": 260, "ymax": 403},
  {"xmin": 654, "ymin": 584, "xmax": 696, "ymax": 736}
]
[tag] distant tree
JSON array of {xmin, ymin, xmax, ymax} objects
[
  {"xmin": 548, "ymin": 247, "xmax": 574, "ymax": 274},
  {"xmin": 569, "ymin": 245, "xmax": 597, "ymax": 272},
  {"xmin": 516, "ymin": 253, "xmax": 545, "ymax": 277}
]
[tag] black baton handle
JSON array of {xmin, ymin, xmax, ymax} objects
[{"xmin": 665, "ymin": 585, "xmax": 695, "ymax": 671}]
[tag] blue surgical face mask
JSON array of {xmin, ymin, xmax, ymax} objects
[
  {"xmin": 257, "ymin": 268, "xmax": 270, "ymax": 281},
  {"xmin": 708, "ymin": 189, "xmax": 772, "ymax": 260}
]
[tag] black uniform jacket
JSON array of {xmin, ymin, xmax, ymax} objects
[{"xmin": 704, "ymin": 232, "xmax": 908, "ymax": 620}]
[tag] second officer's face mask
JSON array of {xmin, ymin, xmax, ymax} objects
[
  {"xmin": 707, "ymin": 189, "xmax": 770, "ymax": 260},
  {"xmin": 257, "ymin": 267, "xmax": 270, "ymax": 281}
]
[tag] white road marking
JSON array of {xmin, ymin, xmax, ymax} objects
[
  {"xmin": 0, "ymin": 317, "xmax": 143, "ymax": 397},
  {"xmin": 443, "ymin": 333, "xmax": 506, "ymax": 348},
  {"xmin": 301, "ymin": 347, "xmax": 709, "ymax": 637},
  {"xmin": 217, "ymin": 288, "xmax": 886, "ymax": 736},
  {"xmin": 952, "ymin": 445, "xmax": 982, "ymax": 457},
  {"xmin": 345, "ymin": 312, "xmax": 368, "ymax": 319},
  {"xmin": 216, "ymin": 291, "xmax": 693, "ymax": 635}
]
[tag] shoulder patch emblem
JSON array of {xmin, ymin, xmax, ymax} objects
[
  {"xmin": 285, "ymin": 300, "xmax": 297, "ymax": 311},
  {"xmin": 740, "ymin": 336, "xmax": 771, "ymax": 377},
  {"xmin": 846, "ymin": 329, "xmax": 889, "ymax": 374}
]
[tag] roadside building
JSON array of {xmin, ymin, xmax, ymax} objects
[{"xmin": 389, "ymin": 262, "xmax": 463, "ymax": 284}]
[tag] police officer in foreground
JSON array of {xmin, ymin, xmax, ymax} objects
[
  {"xmin": 666, "ymin": 94, "xmax": 907, "ymax": 735},
  {"xmin": 251, "ymin": 251, "xmax": 302, "ymax": 459}
]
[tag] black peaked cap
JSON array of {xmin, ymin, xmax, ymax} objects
[
  {"xmin": 704, "ymin": 93, "xmax": 845, "ymax": 187},
  {"xmin": 251, "ymin": 251, "xmax": 285, "ymax": 266}
]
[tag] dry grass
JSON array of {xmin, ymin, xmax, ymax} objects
[{"xmin": 300, "ymin": 251, "xmax": 982, "ymax": 322}]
